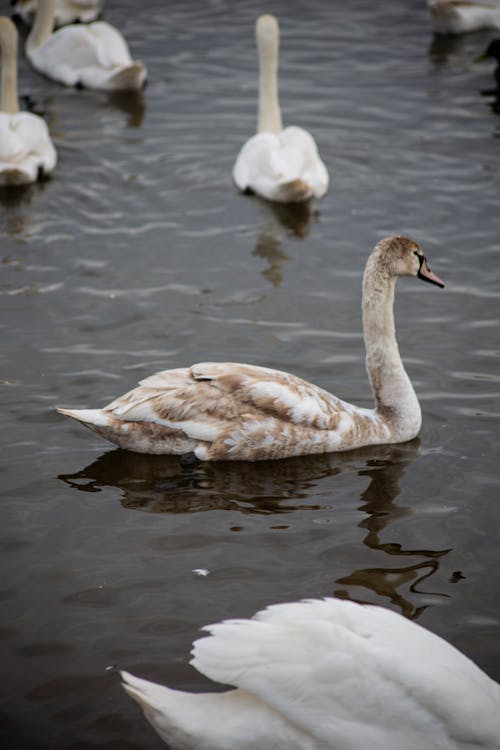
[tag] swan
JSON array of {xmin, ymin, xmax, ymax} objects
[
  {"xmin": 121, "ymin": 597, "xmax": 500, "ymax": 750},
  {"xmin": 232, "ymin": 15, "xmax": 329, "ymax": 203},
  {"xmin": 0, "ymin": 16, "xmax": 56, "ymax": 186},
  {"xmin": 25, "ymin": 0, "xmax": 146, "ymax": 91},
  {"xmin": 12, "ymin": 0, "xmax": 102, "ymax": 28},
  {"xmin": 56, "ymin": 236, "xmax": 444, "ymax": 462},
  {"xmin": 428, "ymin": 1, "xmax": 500, "ymax": 34}
]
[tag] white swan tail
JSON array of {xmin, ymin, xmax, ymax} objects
[{"xmin": 56, "ymin": 407, "xmax": 109, "ymax": 427}]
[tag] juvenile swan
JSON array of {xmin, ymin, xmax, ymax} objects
[
  {"xmin": 233, "ymin": 15, "xmax": 329, "ymax": 203},
  {"xmin": 57, "ymin": 237, "xmax": 444, "ymax": 461},
  {"xmin": 0, "ymin": 17, "xmax": 56, "ymax": 186},
  {"xmin": 428, "ymin": 0, "xmax": 500, "ymax": 34},
  {"xmin": 26, "ymin": 0, "xmax": 146, "ymax": 91},
  {"xmin": 121, "ymin": 597, "xmax": 500, "ymax": 750}
]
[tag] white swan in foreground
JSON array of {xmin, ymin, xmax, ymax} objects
[
  {"xmin": 0, "ymin": 16, "xmax": 56, "ymax": 186},
  {"xmin": 233, "ymin": 15, "xmax": 329, "ymax": 203},
  {"xmin": 57, "ymin": 236, "xmax": 444, "ymax": 462},
  {"xmin": 121, "ymin": 597, "xmax": 500, "ymax": 750},
  {"xmin": 26, "ymin": 0, "xmax": 146, "ymax": 91},
  {"xmin": 428, "ymin": 0, "xmax": 500, "ymax": 34},
  {"xmin": 12, "ymin": 0, "xmax": 102, "ymax": 28}
]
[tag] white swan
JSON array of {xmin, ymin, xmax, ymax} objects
[
  {"xmin": 56, "ymin": 236, "xmax": 444, "ymax": 462},
  {"xmin": 428, "ymin": 1, "xmax": 500, "ymax": 34},
  {"xmin": 121, "ymin": 597, "xmax": 500, "ymax": 750},
  {"xmin": 25, "ymin": 0, "xmax": 146, "ymax": 91},
  {"xmin": 232, "ymin": 15, "xmax": 329, "ymax": 203},
  {"xmin": 0, "ymin": 16, "xmax": 56, "ymax": 186},
  {"xmin": 12, "ymin": 0, "xmax": 103, "ymax": 28}
]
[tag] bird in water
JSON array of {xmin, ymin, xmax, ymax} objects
[
  {"xmin": 232, "ymin": 14, "xmax": 329, "ymax": 203},
  {"xmin": 11, "ymin": 0, "xmax": 103, "ymax": 28},
  {"xmin": 0, "ymin": 16, "xmax": 56, "ymax": 186},
  {"xmin": 428, "ymin": 0, "xmax": 500, "ymax": 34},
  {"xmin": 57, "ymin": 236, "xmax": 444, "ymax": 462},
  {"xmin": 121, "ymin": 597, "xmax": 500, "ymax": 750}
]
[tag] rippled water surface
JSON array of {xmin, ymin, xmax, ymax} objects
[{"xmin": 1, "ymin": 0, "xmax": 500, "ymax": 747}]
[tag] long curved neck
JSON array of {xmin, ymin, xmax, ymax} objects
[
  {"xmin": 362, "ymin": 253, "xmax": 421, "ymax": 439},
  {"xmin": 27, "ymin": 0, "xmax": 55, "ymax": 53},
  {"xmin": 0, "ymin": 19, "xmax": 19, "ymax": 114},
  {"xmin": 256, "ymin": 16, "xmax": 282, "ymax": 134}
]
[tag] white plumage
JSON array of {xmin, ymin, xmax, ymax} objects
[
  {"xmin": 122, "ymin": 597, "xmax": 500, "ymax": 750},
  {"xmin": 233, "ymin": 15, "xmax": 328, "ymax": 203},
  {"xmin": 428, "ymin": 0, "xmax": 500, "ymax": 34},
  {"xmin": 57, "ymin": 237, "xmax": 444, "ymax": 462},
  {"xmin": 0, "ymin": 17, "xmax": 56, "ymax": 186},
  {"xmin": 26, "ymin": 0, "xmax": 146, "ymax": 91},
  {"xmin": 12, "ymin": 0, "xmax": 103, "ymax": 28}
]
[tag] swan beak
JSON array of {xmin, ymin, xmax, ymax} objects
[{"xmin": 417, "ymin": 256, "xmax": 445, "ymax": 288}]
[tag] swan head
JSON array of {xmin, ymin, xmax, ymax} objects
[{"xmin": 374, "ymin": 236, "xmax": 445, "ymax": 288}]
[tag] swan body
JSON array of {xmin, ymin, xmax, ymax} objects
[
  {"xmin": 57, "ymin": 237, "xmax": 444, "ymax": 462},
  {"xmin": 12, "ymin": 0, "xmax": 102, "ymax": 28},
  {"xmin": 428, "ymin": 1, "xmax": 500, "ymax": 34},
  {"xmin": 233, "ymin": 15, "xmax": 328, "ymax": 203},
  {"xmin": 121, "ymin": 597, "xmax": 500, "ymax": 750},
  {"xmin": 26, "ymin": 0, "xmax": 146, "ymax": 91},
  {"xmin": 0, "ymin": 17, "xmax": 56, "ymax": 186}
]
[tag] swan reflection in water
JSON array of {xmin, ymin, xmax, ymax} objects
[
  {"xmin": 334, "ymin": 441, "xmax": 451, "ymax": 619},
  {"xmin": 59, "ymin": 438, "xmax": 453, "ymax": 618},
  {"xmin": 252, "ymin": 198, "xmax": 318, "ymax": 287}
]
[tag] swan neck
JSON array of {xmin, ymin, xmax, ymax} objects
[
  {"xmin": 362, "ymin": 256, "xmax": 420, "ymax": 431},
  {"xmin": 27, "ymin": 0, "xmax": 55, "ymax": 52},
  {"xmin": 0, "ymin": 19, "xmax": 19, "ymax": 114},
  {"xmin": 257, "ymin": 18, "xmax": 282, "ymax": 134}
]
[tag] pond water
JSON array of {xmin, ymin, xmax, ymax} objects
[{"xmin": 1, "ymin": 0, "xmax": 499, "ymax": 748}]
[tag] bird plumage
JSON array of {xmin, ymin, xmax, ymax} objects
[{"xmin": 122, "ymin": 597, "xmax": 500, "ymax": 750}]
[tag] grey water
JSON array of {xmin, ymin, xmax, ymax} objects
[{"xmin": 1, "ymin": 0, "xmax": 499, "ymax": 747}]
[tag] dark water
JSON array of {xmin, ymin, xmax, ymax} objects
[{"xmin": 1, "ymin": 0, "xmax": 499, "ymax": 747}]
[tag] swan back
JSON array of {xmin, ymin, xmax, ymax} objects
[{"xmin": 122, "ymin": 598, "xmax": 500, "ymax": 750}]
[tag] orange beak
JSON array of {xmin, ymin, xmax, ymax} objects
[{"xmin": 417, "ymin": 254, "xmax": 445, "ymax": 288}]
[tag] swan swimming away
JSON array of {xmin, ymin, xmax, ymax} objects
[
  {"xmin": 232, "ymin": 14, "xmax": 329, "ymax": 203},
  {"xmin": 12, "ymin": 0, "xmax": 103, "ymax": 28},
  {"xmin": 121, "ymin": 597, "xmax": 500, "ymax": 750},
  {"xmin": 25, "ymin": 0, "xmax": 146, "ymax": 91},
  {"xmin": 428, "ymin": 0, "xmax": 500, "ymax": 34},
  {"xmin": 57, "ymin": 236, "xmax": 444, "ymax": 462},
  {"xmin": 0, "ymin": 16, "xmax": 56, "ymax": 186}
]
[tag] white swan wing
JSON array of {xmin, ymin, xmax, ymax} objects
[
  {"xmin": 28, "ymin": 22, "xmax": 132, "ymax": 87},
  {"xmin": 0, "ymin": 112, "xmax": 56, "ymax": 184},
  {"xmin": 192, "ymin": 598, "xmax": 500, "ymax": 749},
  {"xmin": 233, "ymin": 127, "xmax": 329, "ymax": 202}
]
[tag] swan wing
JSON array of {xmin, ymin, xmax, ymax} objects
[
  {"xmin": 192, "ymin": 598, "xmax": 500, "ymax": 749},
  {"xmin": 0, "ymin": 113, "xmax": 56, "ymax": 183},
  {"xmin": 233, "ymin": 127, "xmax": 329, "ymax": 202},
  {"xmin": 103, "ymin": 362, "xmax": 344, "ymax": 431},
  {"xmin": 28, "ymin": 22, "xmax": 133, "ymax": 86}
]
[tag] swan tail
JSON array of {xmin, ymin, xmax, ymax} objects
[
  {"xmin": 278, "ymin": 178, "xmax": 312, "ymax": 203},
  {"xmin": 0, "ymin": 168, "xmax": 33, "ymax": 187},
  {"xmin": 121, "ymin": 670, "xmax": 171, "ymax": 715},
  {"xmin": 56, "ymin": 407, "xmax": 110, "ymax": 427},
  {"xmin": 109, "ymin": 63, "xmax": 147, "ymax": 91}
]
